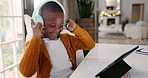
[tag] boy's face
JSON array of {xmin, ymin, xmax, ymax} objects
[{"xmin": 42, "ymin": 11, "xmax": 64, "ymax": 40}]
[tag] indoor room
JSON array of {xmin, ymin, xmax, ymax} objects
[{"xmin": 0, "ymin": 0, "xmax": 148, "ymax": 78}]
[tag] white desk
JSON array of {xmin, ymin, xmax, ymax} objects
[{"xmin": 70, "ymin": 43, "xmax": 148, "ymax": 78}]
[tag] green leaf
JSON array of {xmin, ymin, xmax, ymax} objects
[{"xmin": 77, "ymin": 0, "xmax": 95, "ymax": 18}]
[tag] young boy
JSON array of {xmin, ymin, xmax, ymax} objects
[{"xmin": 19, "ymin": 1, "xmax": 95, "ymax": 78}]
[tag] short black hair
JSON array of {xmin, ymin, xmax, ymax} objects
[{"xmin": 39, "ymin": 1, "xmax": 63, "ymax": 14}]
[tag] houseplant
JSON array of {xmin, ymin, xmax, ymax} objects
[
  {"xmin": 122, "ymin": 18, "xmax": 129, "ymax": 32},
  {"xmin": 76, "ymin": 0, "xmax": 95, "ymax": 40},
  {"xmin": 77, "ymin": 0, "xmax": 95, "ymax": 18},
  {"xmin": 77, "ymin": 0, "xmax": 95, "ymax": 57}
]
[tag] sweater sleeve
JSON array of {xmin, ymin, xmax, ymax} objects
[
  {"xmin": 71, "ymin": 24, "xmax": 95, "ymax": 51},
  {"xmin": 19, "ymin": 37, "xmax": 41, "ymax": 77}
]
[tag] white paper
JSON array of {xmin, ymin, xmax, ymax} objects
[
  {"xmin": 77, "ymin": 58, "xmax": 148, "ymax": 78},
  {"xmin": 127, "ymin": 66, "xmax": 148, "ymax": 78}
]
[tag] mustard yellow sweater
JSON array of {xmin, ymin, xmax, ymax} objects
[{"xmin": 19, "ymin": 25, "xmax": 95, "ymax": 78}]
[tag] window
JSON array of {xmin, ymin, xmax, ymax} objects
[
  {"xmin": 34, "ymin": 0, "xmax": 56, "ymax": 8},
  {"xmin": 34, "ymin": 0, "xmax": 44, "ymax": 9},
  {"xmin": 0, "ymin": 0, "xmax": 25, "ymax": 78}
]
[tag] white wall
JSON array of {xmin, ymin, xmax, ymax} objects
[
  {"xmin": 98, "ymin": 0, "xmax": 148, "ymax": 24},
  {"xmin": 98, "ymin": 0, "xmax": 106, "ymax": 13},
  {"xmin": 121, "ymin": 0, "xmax": 148, "ymax": 23}
]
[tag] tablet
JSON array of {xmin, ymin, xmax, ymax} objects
[{"xmin": 95, "ymin": 46, "xmax": 139, "ymax": 78}]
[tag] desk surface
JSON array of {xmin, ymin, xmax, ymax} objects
[{"xmin": 69, "ymin": 43, "xmax": 148, "ymax": 78}]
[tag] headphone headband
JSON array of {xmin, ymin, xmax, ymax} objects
[{"xmin": 32, "ymin": 0, "xmax": 66, "ymax": 25}]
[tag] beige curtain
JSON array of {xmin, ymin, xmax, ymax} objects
[{"xmin": 58, "ymin": 0, "xmax": 76, "ymax": 20}]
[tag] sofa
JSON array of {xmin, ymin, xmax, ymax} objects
[{"xmin": 124, "ymin": 21, "xmax": 148, "ymax": 39}]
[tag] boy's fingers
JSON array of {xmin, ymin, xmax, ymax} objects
[
  {"xmin": 66, "ymin": 18, "xmax": 70, "ymax": 23},
  {"xmin": 38, "ymin": 23, "xmax": 43, "ymax": 29},
  {"xmin": 31, "ymin": 19, "xmax": 35, "ymax": 25},
  {"xmin": 31, "ymin": 19, "xmax": 36, "ymax": 28}
]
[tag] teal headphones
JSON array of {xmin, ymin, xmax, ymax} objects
[{"xmin": 32, "ymin": 0, "xmax": 66, "ymax": 26}]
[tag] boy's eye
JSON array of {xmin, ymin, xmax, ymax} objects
[
  {"xmin": 60, "ymin": 24, "xmax": 64, "ymax": 27},
  {"xmin": 51, "ymin": 24, "xmax": 56, "ymax": 27},
  {"xmin": 47, "ymin": 24, "xmax": 56, "ymax": 28},
  {"xmin": 46, "ymin": 24, "xmax": 63, "ymax": 28}
]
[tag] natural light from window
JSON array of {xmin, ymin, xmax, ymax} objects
[
  {"xmin": 34, "ymin": 0, "xmax": 46, "ymax": 9},
  {"xmin": 34, "ymin": 0, "xmax": 56, "ymax": 9},
  {"xmin": 0, "ymin": 0, "xmax": 24, "ymax": 78}
]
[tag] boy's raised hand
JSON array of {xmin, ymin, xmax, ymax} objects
[
  {"xmin": 31, "ymin": 20, "xmax": 44, "ymax": 38},
  {"xmin": 66, "ymin": 18, "xmax": 77, "ymax": 32}
]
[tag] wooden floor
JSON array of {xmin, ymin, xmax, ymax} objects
[{"xmin": 98, "ymin": 30, "xmax": 148, "ymax": 45}]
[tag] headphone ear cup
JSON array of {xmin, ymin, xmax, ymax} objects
[
  {"xmin": 32, "ymin": 15, "xmax": 44, "ymax": 25},
  {"xmin": 63, "ymin": 20, "xmax": 66, "ymax": 27}
]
